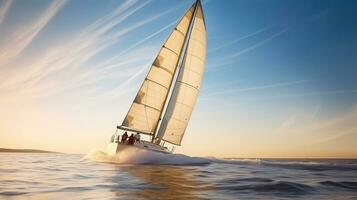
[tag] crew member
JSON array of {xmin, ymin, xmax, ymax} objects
[
  {"xmin": 128, "ymin": 133, "xmax": 135, "ymax": 145},
  {"xmin": 135, "ymin": 133, "xmax": 141, "ymax": 143},
  {"xmin": 121, "ymin": 131, "xmax": 128, "ymax": 143}
]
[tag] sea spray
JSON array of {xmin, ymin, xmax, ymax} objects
[{"xmin": 84, "ymin": 148, "xmax": 210, "ymax": 165}]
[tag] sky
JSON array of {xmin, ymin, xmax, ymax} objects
[{"xmin": 0, "ymin": 0, "xmax": 357, "ymax": 158}]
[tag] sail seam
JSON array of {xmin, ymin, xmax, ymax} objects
[
  {"xmin": 177, "ymin": 81, "xmax": 199, "ymax": 90},
  {"xmin": 168, "ymin": 116, "xmax": 190, "ymax": 123},
  {"xmin": 174, "ymin": 28, "xmax": 185, "ymax": 37},
  {"xmin": 186, "ymin": 52, "xmax": 205, "ymax": 62},
  {"xmin": 176, "ymin": 100, "xmax": 195, "ymax": 109},
  {"xmin": 134, "ymin": 102, "xmax": 161, "ymax": 112},
  {"xmin": 163, "ymin": 45, "xmax": 179, "ymax": 56},
  {"xmin": 192, "ymin": 26, "xmax": 204, "ymax": 34},
  {"xmin": 153, "ymin": 65, "xmax": 173, "ymax": 75},
  {"xmin": 181, "ymin": 68, "xmax": 202, "ymax": 76},
  {"xmin": 145, "ymin": 78, "xmax": 169, "ymax": 90},
  {"xmin": 189, "ymin": 36, "xmax": 206, "ymax": 46}
]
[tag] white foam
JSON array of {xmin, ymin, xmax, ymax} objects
[{"xmin": 84, "ymin": 148, "xmax": 210, "ymax": 165}]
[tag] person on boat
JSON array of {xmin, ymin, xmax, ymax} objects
[
  {"xmin": 121, "ymin": 132, "xmax": 128, "ymax": 143},
  {"xmin": 134, "ymin": 133, "xmax": 141, "ymax": 143},
  {"xmin": 128, "ymin": 133, "xmax": 135, "ymax": 145}
]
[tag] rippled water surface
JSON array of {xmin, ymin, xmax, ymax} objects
[{"xmin": 1, "ymin": 152, "xmax": 357, "ymax": 199}]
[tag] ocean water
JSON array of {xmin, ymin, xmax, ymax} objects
[{"xmin": 1, "ymin": 150, "xmax": 357, "ymax": 200}]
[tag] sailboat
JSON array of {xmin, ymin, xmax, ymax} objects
[{"xmin": 107, "ymin": 0, "xmax": 206, "ymax": 155}]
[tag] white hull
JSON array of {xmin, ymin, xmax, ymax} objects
[{"xmin": 106, "ymin": 141, "xmax": 171, "ymax": 156}]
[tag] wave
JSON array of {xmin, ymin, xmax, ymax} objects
[
  {"xmin": 84, "ymin": 148, "xmax": 210, "ymax": 165},
  {"xmin": 213, "ymin": 158, "xmax": 357, "ymax": 171},
  {"xmin": 212, "ymin": 158, "xmax": 263, "ymax": 165},
  {"xmin": 320, "ymin": 181, "xmax": 357, "ymax": 190},
  {"xmin": 0, "ymin": 191, "xmax": 28, "ymax": 196},
  {"xmin": 216, "ymin": 180, "xmax": 314, "ymax": 194}
]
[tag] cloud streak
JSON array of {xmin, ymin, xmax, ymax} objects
[
  {"xmin": 276, "ymin": 105, "xmax": 357, "ymax": 148},
  {"xmin": 226, "ymin": 28, "xmax": 289, "ymax": 60},
  {"xmin": 110, "ymin": 20, "xmax": 177, "ymax": 61},
  {"xmin": 262, "ymin": 89, "xmax": 357, "ymax": 100},
  {"xmin": 0, "ymin": 0, "xmax": 186, "ymax": 104},
  {"xmin": 208, "ymin": 26, "xmax": 270, "ymax": 53},
  {"xmin": 205, "ymin": 27, "xmax": 288, "ymax": 72},
  {"xmin": 0, "ymin": 0, "xmax": 12, "ymax": 26},
  {"xmin": 203, "ymin": 80, "xmax": 309, "ymax": 97},
  {"xmin": 0, "ymin": 0, "xmax": 67, "ymax": 66}
]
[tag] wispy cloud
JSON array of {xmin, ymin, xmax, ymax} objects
[
  {"xmin": 220, "ymin": 9, "xmax": 326, "ymax": 62},
  {"xmin": 206, "ymin": 27, "xmax": 288, "ymax": 72},
  {"xmin": 203, "ymin": 80, "xmax": 309, "ymax": 97},
  {"xmin": 208, "ymin": 26, "xmax": 270, "ymax": 53},
  {"xmin": 315, "ymin": 127, "xmax": 357, "ymax": 144},
  {"xmin": 0, "ymin": 0, "xmax": 146, "ymax": 89},
  {"xmin": 262, "ymin": 89, "xmax": 357, "ymax": 100},
  {"xmin": 0, "ymin": 0, "xmax": 67, "ymax": 66},
  {"xmin": 225, "ymin": 28, "xmax": 289, "ymax": 60},
  {"xmin": 276, "ymin": 105, "xmax": 357, "ymax": 148},
  {"xmin": 0, "ymin": 0, "xmax": 12, "ymax": 26},
  {"xmin": 110, "ymin": 20, "xmax": 177, "ymax": 61},
  {"xmin": 0, "ymin": 0, "xmax": 186, "ymax": 104},
  {"xmin": 0, "ymin": 0, "xmax": 147, "ymax": 95},
  {"xmin": 208, "ymin": 11, "xmax": 328, "ymax": 72},
  {"xmin": 103, "ymin": 61, "xmax": 150, "ymax": 99},
  {"xmin": 276, "ymin": 104, "xmax": 321, "ymax": 134}
]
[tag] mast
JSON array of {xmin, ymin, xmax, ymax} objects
[{"xmin": 151, "ymin": 0, "xmax": 200, "ymax": 142}]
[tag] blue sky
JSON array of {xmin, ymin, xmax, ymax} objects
[{"xmin": 0, "ymin": 0, "xmax": 356, "ymax": 157}]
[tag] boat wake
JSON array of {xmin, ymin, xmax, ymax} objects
[
  {"xmin": 85, "ymin": 151, "xmax": 357, "ymax": 171},
  {"xmin": 84, "ymin": 148, "xmax": 210, "ymax": 165}
]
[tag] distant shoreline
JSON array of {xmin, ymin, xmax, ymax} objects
[{"xmin": 0, "ymin": 148, "xmax": 57, "ymax": 153}]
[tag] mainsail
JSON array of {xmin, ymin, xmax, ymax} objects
[
  {"xmin": 119, "ymin": 4, "xmax": 196, "ymax": 135},
  {"xmin": 157, "ymin": 1, "xmax": 206, "ymax": 145}
]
